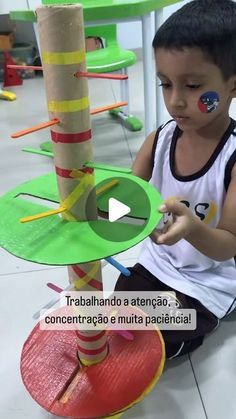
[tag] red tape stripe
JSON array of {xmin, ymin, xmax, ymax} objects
[
  {"xmin": 51, "ymin": 129, "xmax": 92, "ymax": 143},
  {"xmin": 77, "ymin": 342, "xmax": 107, "ymax": 356},
  {"xmin": 55, "ymin": 166, "xmax": 94, "ymax": 178},
  {"xmin": 72, "ymin": 265, "xmax": 103, "ymax": 291},
  {"xmin": 76, "ymin": 330, "xmax": 106, "ymax": 342}
]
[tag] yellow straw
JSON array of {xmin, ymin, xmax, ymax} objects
[
  {"xmin": 19, "ymin": 179, "xmax": 119, "ymax": 223},
  {"xmin": 96, "ymin": 179, "xmax": 119, "ymax": 196},
  {"xmin": 20, "ymin": 206, "xmax": 66, "ymax": 223}
]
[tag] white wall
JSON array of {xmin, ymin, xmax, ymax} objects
[
  {"xmin": 117, "ymin": 0, "xmax": 190, "ymax": 50},
  {"xmin": 0, "ymin": 0, "xmax": 28, "ymax": 15}
]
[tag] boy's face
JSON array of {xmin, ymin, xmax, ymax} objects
[{"xmin": 155, "ymin": 47, "xmax": 235, "ymax": 131}]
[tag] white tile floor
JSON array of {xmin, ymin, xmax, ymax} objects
[{"xmin": 1, "ymin": 61, "xmax": 236, "ymax": 419}]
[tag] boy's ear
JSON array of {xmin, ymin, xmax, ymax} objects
[{"xmin": 229, "ymin": 76, "xmax": 236, "ymax": 97}]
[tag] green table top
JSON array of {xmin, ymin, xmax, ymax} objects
[
  {"xmin": 11, "ymin": 0, "xmax": 181, "ymax": 22},
  {"xmin": 43, "ymin": 0, "xmax": 181, "ymax": 20}
]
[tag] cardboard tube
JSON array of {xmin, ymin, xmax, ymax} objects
[{"xmin": 36, "ymin": 5, "xmax": 107, "ymax": 365}]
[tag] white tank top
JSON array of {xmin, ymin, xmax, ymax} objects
[{"xmin": 139, "ymin": 119, "xmax": 236, "ymax": 318}]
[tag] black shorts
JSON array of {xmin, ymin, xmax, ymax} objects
[{"xmin": 115, "ymin": 263, "xmax": 219, "ymax": 359}]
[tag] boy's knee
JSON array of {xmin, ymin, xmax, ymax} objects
[
  {"xmin": 114, "ymin": 272, "xmax": 134, "ymax": 291},
  {"xmin": 165, "ymin": 336, "xmax": 204, "ymax": 359}
]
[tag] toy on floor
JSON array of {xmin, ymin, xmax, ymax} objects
[
  {"xmin": 0, "ymin": 89, "xmax": 16, "ymax": 101},
  {"xmin": 3, "ymin": 51, "xmax": 23, "ymax": 87},
  {"xmin": 0, "ymin": 5, "xmax": 165, "ymax": 418}
]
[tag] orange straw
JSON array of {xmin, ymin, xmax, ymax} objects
[
  {"xmin": 91, "ymin": 101, "xmax": 128, "ymax": 115},
  {"xmin": 7, "ymin": 66, "xmax": 128, "ymax": 80},
  {"xmin": 75, "ymin": 71, "xmax": 128, "ymax": 80},
  {"xmin": 11, "ymin": 118, "xmax": 60, "ymax": 139},
  {"xmin": 11, "ymin": 102, "xmax": 127, "ymax": 139},
  {"xmin": 7, "ymin": 65, "xmax": 43, "ymax": 71}
]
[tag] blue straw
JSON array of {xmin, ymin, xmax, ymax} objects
[{"xmin": 105, "ymin": 257, "xmax": 131, "ymax": 277}]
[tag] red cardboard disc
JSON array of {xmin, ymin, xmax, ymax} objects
[{"xmin": 21, "ymin": 325, "xmax": 165, "ymax": 418}]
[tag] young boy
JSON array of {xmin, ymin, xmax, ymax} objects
[{"xmin": 115, "ymin": 0, "xmax": 236, "ymax": 359}]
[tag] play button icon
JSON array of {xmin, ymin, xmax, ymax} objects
[
  {"xmin": 86, "ymin": 175, "xmax": 155, "ymax": 243},
  {"xmin": 108, "ymin": 198, "xmax": 131, "ymax": 222}
]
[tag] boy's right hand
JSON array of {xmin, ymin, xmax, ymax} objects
[{"xmin": 150, "ymin": 197, "xmax": 197, "ymax": 246}]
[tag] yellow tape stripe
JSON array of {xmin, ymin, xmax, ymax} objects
[
  {"xmin": 42, "ymin": 50, "xmax": 86, "ymax": 65},
  {"xmin": 62, "ymin": 212, "xmax": 77, "ymax": 222},
  {"xmin": 74, "ymin": 262, "xmax": 100, "ymax": 290},
  {"xmin": 80, "ymin": 356, "xmax": 107, "ymax": 367},
  {"xmin": 48, "ymin": 97, "xmax": 89, "ymax": 113},
  {"xmin": 61, "ymin": 174, "xmax": 94, "ymax": 210},
  {"xmin": 69, "ymin": 169, "xmax": 85, "ymax": 179}
]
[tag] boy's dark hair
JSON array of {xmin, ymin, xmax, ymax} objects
[{"xmin": 152, "ymin": 0, "xmax": 236, "ymax": 80}]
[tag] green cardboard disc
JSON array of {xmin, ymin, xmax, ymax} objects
[
  {"xmin": 0, "ymin": 170, "xmax": 163, "ymax": 265},
  {"xmin": 40, "ymin": 141, "xmax": 53, "ymax": 154}
]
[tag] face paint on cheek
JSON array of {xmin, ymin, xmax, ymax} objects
[{"xmin": 198, "ymin": 91, "xmax": 220, "ymax": 113}]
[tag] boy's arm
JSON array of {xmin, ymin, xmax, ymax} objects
[
  {"xmin": 132, "ymin": 131, "xmax": 156, "ymax": 180},
  {"xmin": 152, "ymin": 164, "xmax": 236, "ymax": 262}
]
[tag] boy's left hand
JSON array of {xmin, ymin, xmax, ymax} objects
[{"xmin": 150, "ymin": 198, "xmax": 196, "ymax": 245}]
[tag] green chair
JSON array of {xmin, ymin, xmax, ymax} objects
[{"xmin": 85, "ymin": 24, "xmax": 143, "ymax": 131}]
